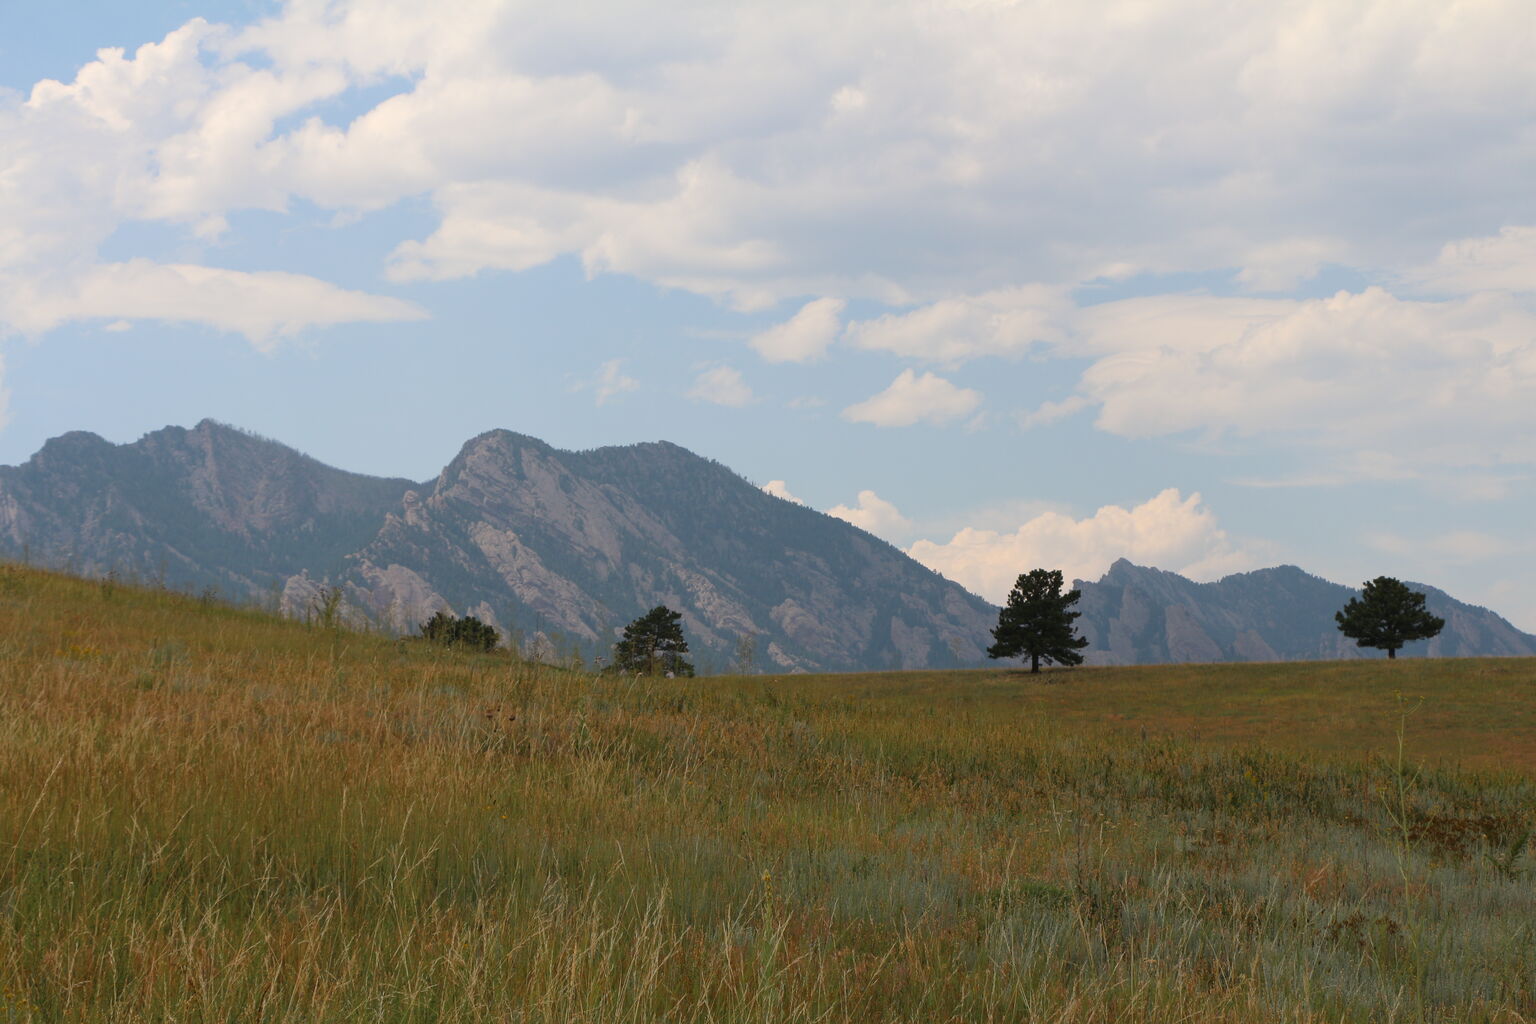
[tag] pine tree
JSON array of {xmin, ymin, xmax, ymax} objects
[
  {"xmin": 1335, "ymin": 576, "xmax": 1444, "ymax": 659},
  {"xmin": 613, "ymin": 605, "xmax": 694, "ymax": 676},
  {"xmin": 987, "ymin": 568, "xmax": 1090, "ymax": 674},
  {"xmin": 419, "ymin": 610, "xmax": 499, "ymax": 652}
]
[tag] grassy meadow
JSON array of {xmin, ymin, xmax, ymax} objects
[{"xmin": 2, "ymin": 562, "xmax": 1535, "ymax": 1022}]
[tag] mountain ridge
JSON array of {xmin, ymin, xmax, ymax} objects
[
  {"xmin": 1073, "ymin": 558, "xmax": 1536, "ymax": 664},
  {"xmin": 1, "ymin": 421, "xmax": 1531, "ymax": 671},
  {"xmin": 0, "ymin": 421, "xmax": 994, "ymax": 673}
]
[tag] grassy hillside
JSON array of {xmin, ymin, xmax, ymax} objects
[{"xmin": 1, "ymin": 563, "xmax": 1533, "ymax": 1022}]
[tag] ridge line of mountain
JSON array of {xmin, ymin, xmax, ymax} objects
[{"xmin": 2, "ymin": 420, "xmax": 1531, "ymax": 669}]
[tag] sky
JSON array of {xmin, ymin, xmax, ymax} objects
[{"xmin": 2, "ymin": 0, "xmax": 1534, "ymax": 628}]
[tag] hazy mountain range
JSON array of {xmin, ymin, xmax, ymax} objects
[
  {"xmin": 1, "ymin": 420, "xmax": 1531, "ymax": 670},
  {"xmin": 1073, "ymin": 560, "xmax": 1536, "ymax": 664}
]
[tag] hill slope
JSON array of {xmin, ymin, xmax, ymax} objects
[{"xmin": 3, "ymin": 562, "xmax": 1534, "ymax": 1022}]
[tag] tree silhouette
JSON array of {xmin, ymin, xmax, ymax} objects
[
  {"xmin": 1335, "ymin": 577, "xmax": 1444, "ymax": 659},
  {"xmin": 613, "ymin": 605, "xmax": 694, "ymax": 676},
  {"xmin": 987, "ymin": 568, "xmax": 1089, "ymax": 674}
]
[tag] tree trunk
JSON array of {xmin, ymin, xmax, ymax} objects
[
  {"xmin": 1387, "ymin": 648, "xmax": 1396, "ymax": 660},
  {"xmin": 1031, "ymin": 652, "xmax": 1040, "ymax": 673}
]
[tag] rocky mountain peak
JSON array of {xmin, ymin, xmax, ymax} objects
[
  {"xmin": 339, "ymin": 430, "xmax": 996, "ymax": 671},
  {"xmin": 32, "ymin": 430, "xmax": 112, "ymax": 464}
]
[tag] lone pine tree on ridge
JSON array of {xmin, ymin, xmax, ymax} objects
[
  {"xmin": 987, "ymin": 568, "xmax": 1090, "ymax": 674},
  {"xmin": 1335, "ymin": 576, "xmax": 1444, "ymax": 659}
]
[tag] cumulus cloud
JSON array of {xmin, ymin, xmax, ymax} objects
[
  {"xmin": 1018, "ymin": 395, "xmax": 1090, "ymax": 430},
  {"xmin": 749, "ymin": 297, "xmax": 844, "ymax": 363},
  {"xmin": 0, "ymin": 261, "xmax": 424, "ymax": 347},
  {"xmin": 687, "ymin": 365, "xmax": 755, "ymax": 407},
  {"xmin": 592, "ymin": 359, "xmax": 638, "ymax": 405},
  {"xmin": 842, "ymin": 369, "xmax": 981, "ymax": 427},
  {"xmin": 8, "ymin": 0, "xmax": 1532, "ymax": 325},
  {"xmin": 1411, "ymin": 225, "xmax": 1536, "ymax": 296},
  {"xmin": 845, "ymin": 278, "xmax": 1536, "ymax": 476},
  {"xmin": 1068, "ymin": 288, "xmax": 1536, "ymax": 470},
  {"xmin": 907, "ymin": 489, "xmax": 1256, "ymax": 603},
  {"xmin": 761, "ymin": 480, "xmax": 806, "ymax": 505},
  {"xmin": 843, "ymin": 285, "xmax": 1068, "ymax": 365},
  {"xmin": 0, "ymin": 22, "xmax": 422, "ymax": 347},
  {"xmin": 364, "ymin": 0, "xmax": 1536, "ymax": 302},
  {"xmin": 826, "ymin": 490, "xmax": 912, "ymax": 540}
]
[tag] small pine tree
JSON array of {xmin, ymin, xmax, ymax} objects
[
  {"xmin": 987, "ymin": 568, "xmax": 1090, "ymax": 674},
  {"xmin": 1335, "ymin": 577, "xmax": 1444, "ymax": 659},
  {"xmin": 613, "ymin": 605, "xmax": 694, "ymax": 676},
  {"xmin": 420, "ymin": 611, "xmax": 499, "ymax": 652}
]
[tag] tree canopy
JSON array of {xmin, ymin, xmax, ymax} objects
[
  {"xmin": 987, "ymin": 568, "xmax": 1089, "ymax": 674},
  {"xmin": 420, "ymin": 610, "xmax": 499, "ymax": 652},
  {"xmin": 612, "ymin": 605, "xmax": 694, "ymax": 676},
  {"xmin": 1335, "ymin": 576, "xmax": 1444, "ymax": 659}
]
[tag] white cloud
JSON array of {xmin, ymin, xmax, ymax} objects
[
  {"xmin": 350, "ymin": 0, "xmax": 1536, "ymax": 303},
  {"xmin": 0, "ymin": 20, "xmax": 419, "ymax": 348},
  {"xmin": 687, "ymin": 364, "xmax": 755, "ymax": 407},
  {"xmin": 8, "ymin": 1, "xmax": 1526, "ymax": 320},
  {"xmin": 749, "ymin": 297, "xmax": 844, "ymax": 363},
  {"xmin": 842, "ymin": 369, "xmax": 981, "ymax": 427},
  {"xmin": 592, "ymin": 359, "xmax": 638, "ymax": 405},
  {"xmin": 1068, "ymin": 288, "xmax": 1536, "ymax": 472},
  {"xmin": 1236, "ymin": 238, "xmax": 1344, "ymax": 292},
  {"xmin": 0, "ymin": 260, "xmax": 425, "ymax": 347},
  {"xmin": 1067, "ymin": 294, "xmax": 1298, "ymax": 357},
  {"xmin": 1018, "ymin": 395, "xmax": 1090, "ymax": 430},
  {"xmin": 827, "ymin": 490, "xmax": 912, "ymax": 540},
  {"xmin": 843, "ymin": 285, "xmax": 1068, "ymax": 365},
  {"xmin": 854, "ymin": 278, "xmax": 1536, "ymax": 478},
  {"xmin": 761, "ymin": 480, "xmax": 805, "ymax": 505},
  {"xmin": 907, "ymin": 489, "xmax": 1256, "ymax": 603},
  {"xmin": 1411, "ymin": 225, "xmax": 1536, "ymax": 296}
]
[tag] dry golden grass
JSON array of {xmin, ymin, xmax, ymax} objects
[{"xmin": 1, "ymin": 562, "xmax": 1534, "ymax": 1022}]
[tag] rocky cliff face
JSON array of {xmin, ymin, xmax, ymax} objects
[
  {"xmin": 1074, "ymin": 560, "xmax": 1536, "ymax": 664},
  {"xmin": 0, "ymin": 422, "xmax": 994, "ymax": 673},
  {"xmin": 338, "ymin": 430, "xmax": 994, "ymax": 672}
]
